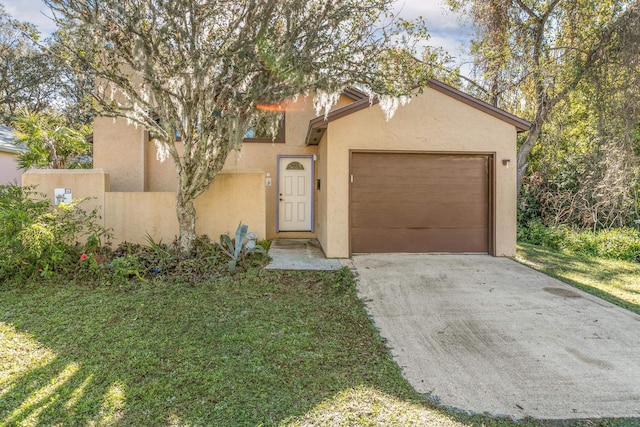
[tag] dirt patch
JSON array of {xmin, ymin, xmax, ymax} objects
[{"xmin": 543, "ymin": 287, "xmax": 582, "ymax": 298}]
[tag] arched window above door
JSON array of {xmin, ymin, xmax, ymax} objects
[{"xmin": 286, "ymin": 161, "xmax": 305, "ymax": 170}]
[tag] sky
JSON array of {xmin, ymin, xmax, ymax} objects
[{"xmin": 1, "ymin": 0, "xmax": 473, "ymax": 67}]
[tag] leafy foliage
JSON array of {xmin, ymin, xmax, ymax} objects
[
  {"xmin": 45, "ymin": 0, "xmax": 437, "ymax": 252},
  {"xmin": 0, "ymin": 4, "xmax": 94, "ymax": 126},
  {"xmin": 0, "ymin": 192, "xmax": 269, "ymax": 285},
  {"xmin": 0, "ymin": 184, "xmax": 112, "ymax": 282},
  {"xmin": 518, "ymin": 220, "xmax": 640, "ymax": 261},
  {"xmin": 447, "ymin": 0, "xmax": 640, "ymax": 194},
  {"xmin": 0, "ymin": 5, "xmax": 53, "ymax": 122},
  {"xmin": 13, "ymin": 108, "xmax": 92, "ymax": 169}
]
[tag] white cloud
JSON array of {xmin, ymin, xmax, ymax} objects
[
  {"xmin": 2, "ymin": 0, "xmax": 55, "ymax": 35},
  {"xmin": 393, "ymin": 0, "xmax": 472, "ymax": 64}
]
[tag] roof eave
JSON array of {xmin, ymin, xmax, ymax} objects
[
  {"xmin": 304, "ymin": 80, "xmax": 532, "ymax": 145},
  {"xmin": 305, "ymin": 96, "xmax": 378, "ymax": 145}
]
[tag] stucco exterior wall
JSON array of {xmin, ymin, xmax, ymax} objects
[
  {"xmin": 99, "ymin": 93, "xmax": 353, "ymax": 194},
  {"xmin": 146, "ymin": 140, "xmax": 177, "ymax": 191},
  {"xmin": 315, "ymin": 131, "xmax": 329, "ymax": 254},
  {"xmin": 105, "ymin": 191, "xmax": 177, "ymax": 244},
  {"xmin": 322, "ymin": 87, "xmax": 518, "ymax": 258},
  {"xmin": 93, "ymin": 116, "xmax": 147, "ymax": 191},
  {"xmin": 194, "ymin": 171, "xmax": 266, "ymax": 241},
  {"xmin": 0, "ymin": 152, "xmax": 22, "ymax": 184},
  {"xmin": 218, "ymin": 94, "xmax": 330, "ymax": 239},
  {"xmin": 97, "ymin": 94, "xmax": 346, "ymax": 240}
]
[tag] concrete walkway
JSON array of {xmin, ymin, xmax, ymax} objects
[
  {"xmin": 265, "ymin": 239, "xmax": 342, "ymax": 271},
  {"xmin": 353, "ymin": 254, "xmax": 640, "ymax": 420}
]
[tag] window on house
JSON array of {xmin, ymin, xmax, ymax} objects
[{"xmin": 243, "ymin": 112, "xmax": 285, "ymax": 143}]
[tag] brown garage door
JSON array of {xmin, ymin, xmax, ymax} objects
[{"xmin": 350, "ymin": 152, "xmax": 491, "ymax": 253}]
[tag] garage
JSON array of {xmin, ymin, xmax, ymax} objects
[{"xmin": 350, "ymin": 151, "xmax": 493, "ymax": 254}]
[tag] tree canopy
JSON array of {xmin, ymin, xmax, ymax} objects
[
  {"xmin": 0, "ymin": 4, "xmax": 93, "ymax": 126},
  {"xmin": 0, "ymin": 4, "xmax": 53, "ymax": 122},
  {"xmin": 447, "ymin": 0, "xmax": 640, "ymax": 199},
  {"xmin": 45, "ymin": 0, "xmax": 436, "ymax": 252}
]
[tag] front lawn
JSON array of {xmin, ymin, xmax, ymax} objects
[
  {"xmin": 0, "ymin": 269, "xmax": 466, "ymax": 426},
  {"xmin": 2, "ymin": 266, "xmax": 638, "ymax": 426},
  {"xmin": 516, "ymin": 243, "xmax": 640, "ymax": 315}
]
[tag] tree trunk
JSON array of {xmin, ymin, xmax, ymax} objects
[
  {"xmin": 46, "ymin": 139, "xmax": 59, "ymax": 169},
  {"xmin": 176, "ymin": 189, "xmax": 197, "ymax": 254},
  {"xmin": 516, "ymin": 121, "xmax": 542, "ymax": 197}
]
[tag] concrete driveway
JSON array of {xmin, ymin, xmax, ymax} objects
[{"xmin": 352, "ymin": 254, "xmax": 640, "ymax": 420}]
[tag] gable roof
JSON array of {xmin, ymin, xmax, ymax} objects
[
  {"xmin": 0, "ymin": 125, "xmax": 26, "ymax": 154},
  {"xmin": 305, "ymin": 79, "xmax": 532, "ymax": 145}
]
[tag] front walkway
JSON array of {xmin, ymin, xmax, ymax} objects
[
  {"xmin": 353, "ymin": 253, "xmax": 640, "ymax": 420},
  {"xmin": 265, "ymin": 239, "xmax": 342, "ymax": 271}
]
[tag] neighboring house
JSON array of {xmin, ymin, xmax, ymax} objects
[
  {"xmin": 0, "ymin": 125, "xmax": 26, "ymax": 185},
  {"xmin": 23, "ymin": 80, "xmax": 530, "ymax": 258}
]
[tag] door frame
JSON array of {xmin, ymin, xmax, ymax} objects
[
  {"xmin": 276, "ymin": 155, "xmax": 315, "ymax": 232},
  {"xmin": 348, "ymin": 149, "xmax": 496, "ymax": 256}
]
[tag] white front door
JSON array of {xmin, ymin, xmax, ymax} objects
[{"xmin": 278, "ymin": 157, "xmax": 313, "ymax": 231}]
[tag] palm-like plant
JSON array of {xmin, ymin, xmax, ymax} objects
[{"xmin": 13, "ymin": 108, "xmax": 92, "ymax": 170}]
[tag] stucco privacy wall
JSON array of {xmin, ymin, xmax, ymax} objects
[
  {"xmin": 103, "ymin": 171, "xmax": 266, "ymax": 245},
  {"xmin": 22, "ymin": 169, "xmax": 265, "ymax": 246},
  {"xmin": 22, "ymin": 169, "xmax": 110, "ymax": 220},
  {"xmin": 322, "ymin": 87, "xmax": 518, "ymax": 258}
]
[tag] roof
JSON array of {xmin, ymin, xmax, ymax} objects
[
  {"xmin": 0, "ymin": 125, "xmax": 26, "ymax": 154},
  {"xmin": 305, "ymin": 79, "xmax": 532, "ymax": 145}
]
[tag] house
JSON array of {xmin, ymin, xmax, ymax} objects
[
  {"xmin": 0, "ymin": 125, "xmax": 26, "ymax": 185},
  {"xmin": 23, "ymin": 80, "xmax": 530, "ymax": 257}
]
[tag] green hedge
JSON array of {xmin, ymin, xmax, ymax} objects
[{"xmin": 518, "ymin": 220, "xmax": 640, "ymax": 261}]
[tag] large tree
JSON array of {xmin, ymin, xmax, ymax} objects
[
  {"xmin": 0, "ymin": 4, "xmax": 53, "ymax": 122},
  {"xmin": 447, "ymin": 0, "xmax": 640, "ymax": 195},
  {"xmin": 45, "ymin": 0, "xmax": 434, "ymax": 252},
  {"xmin": 0, "ymin": 4, "xmax": 94, "ymax": 126}
]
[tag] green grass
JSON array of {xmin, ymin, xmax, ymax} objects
[
  {"xmin": 516, "ymin": 243, "xmax": 640, "ymax": 315},
  {"xmin": 2, "ymin": 267, "xmax": 639, "ymax": 426},
  {"xmin": 0, "ymin": 270, "xmax": 454, "ymax": 426}
]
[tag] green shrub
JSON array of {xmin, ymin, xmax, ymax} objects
[
  {"xmin": 518, "ymin": 219, "xmax": 567, "ymax": 250},
  {"xmin": 519, "ymin": 218, "xmax": 640, "ymax": 261},
  {"xmin": 108, "ymin": 255, "xmax": 146, "ymax": 284},
  {"xmin": 0, "ymin": 184, "xmax": 269, "ymax": 285},
  {"xmin": 563, "ymin": 228, "xmax": 640, "ymax": 260},
  {"xmin": 0, "ymin": 184, "xmax": 112, "ymax": 282}
]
